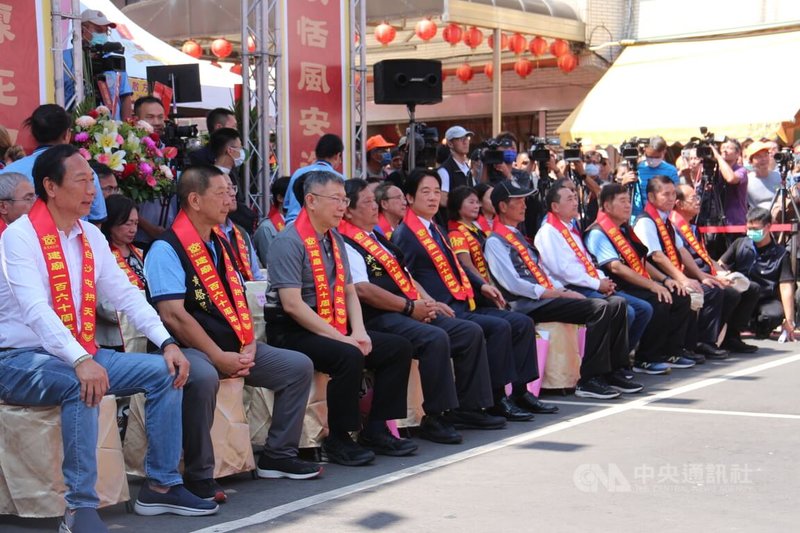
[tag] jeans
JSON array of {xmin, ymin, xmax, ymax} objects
[{"xmin": 0, "ymin": 348, "xmax": 183, "ymax": 509}]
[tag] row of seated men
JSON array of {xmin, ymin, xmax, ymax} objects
[{"xmin": 0, "ymin": 144, "xmax": 786, "ymax": 533}]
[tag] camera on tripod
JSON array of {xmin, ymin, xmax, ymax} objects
[
  {"xmin": 693, "ymin": 127, "xmax": 727, "ymax": 160},
  {"xmin": 619, "ymin": 137, "xmax": 648, "ymax": 167},
  {"xmin": 403, "ymin": 122, "xmax": 439, "ymax": 169},
  {"xmin": 475, "ymin": 139, "xmax": 505, "ymax": 166},
  {"xmin": 162, "ymin": 122, "xmax": 199, "ymax": 170},
  {"xmin": 563, "ymin": 139, "xmax": 582, "ymax": 162},
  {"xmin": 87, "ymin": 42, "xmax": 126, "ymax": 73},
  {"xmin": 773, "ymin": 148, "xmax": 796, "ymax": 171},
  {"xmin": 527, "ymin": 136, "xmax": 559, "ymax": 167}
]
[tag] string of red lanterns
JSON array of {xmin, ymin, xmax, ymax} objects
[
  {"xmin": 415, "ymin": 18, "xmax": 438, "ymax": 41},
  {"xmin": 462, "ymin": 26, "xmax": 484, "ymax": 49},
  {"xmin": 374, "ymin": 21, "xmax": 396, "ymax": 46}
]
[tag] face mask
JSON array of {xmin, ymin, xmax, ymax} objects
[
  {"xmin": 746, "ymin": 228, "xmax": 765, "ymax": 242},
  {"xmin": 381, "ymin": 152, "xmax": 392, "ymax": 166},
  {"xmin": 585, "ymin": 163, "xmax": 600, "ymax": 176},
  {"xmin": 503, "ymin": 150, "xmax": 517, "ymax": 164},
  {"xmin": 232, "ymin": 148, "xmax": 245, "ymax": 167},
  {"xmin": 90, "ymin": 32, "xmax": 108, "ymax": 46},
  {"xmin": 646, "ymin": 157, "xmax": 663, "ymax": 168}
]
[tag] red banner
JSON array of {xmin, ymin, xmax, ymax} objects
[
  {"xmin": 283, "ymin": 0, "xmax": 346, "ymax": 173},
  {"xmin": 0, "ymin": 1, "xmax": 48, "ymax": 152}
]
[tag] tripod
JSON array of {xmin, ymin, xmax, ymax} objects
[
  {"xmin": 566, "ymin": 163, "xmax": 589, "ymax": 231},
  {"xmin": 769, "ymin": 163, "xmax": 800, "ymax": 278}
]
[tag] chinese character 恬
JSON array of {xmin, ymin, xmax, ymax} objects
[
  {"xmin": 297, "ymin": 16, "xmax": 328, "ymax": 48},
  {"xmin": 299, "ymin": 107, "xmax": 330, "ymax": 137},
  {"xmin": 297, "ymin": 62, "xmax": 331, "ymax": 93},
  {"xmin": 0, "ymin": 4, "xmax": 15, "ymax": 44}
]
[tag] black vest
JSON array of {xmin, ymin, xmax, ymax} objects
[
  {"xmin": 155, "ymin": 230, "xmax": 245, "ymax": 352},
  {"xmin": 441, "ymin": 155, "xmax": 473, "ymax": 190}
]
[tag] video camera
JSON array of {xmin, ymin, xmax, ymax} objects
[
  {"xmin": 476, "ymin": 139, "xmax": 505, "ymax": 166},
  {"xmin": 691, "ymin": 127, "xmax": 727, "ymax": 160},
  {"xmin": 563, "ymin": 139, "xmax": 583, "ymax": 163},
  {"xmin": 162, "ymin": 122, "xmax": 199, "ymax": 170},
  {"xmin": 405, "ymin": 122, "xmax": 439, "ymax": 169},
  {"xmin": 87, "ymin": 42, "xmax": 126, "ymax": 73},
  {"xmin": 527, "ymin": 136, "xmax": 559, "ymax": 168},
  {"xmin": 774, "ymin": 147, "xmax": 796, "ymax": 173}
]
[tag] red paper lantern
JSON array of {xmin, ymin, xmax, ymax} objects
[
  {"xmin": 181, "ymin": 40, "xmax": 202, "ymax": 58},
  {"xmin": 211, "ymin": 38, "xmax": 233, "ymax": 58},
  {"xmin": 456, "ymin": 63, "xmax": 474, "ymax": 83},
  {"xmin": 529, "ymin": 35, "xmax": 548, "ymax": 57},
  {"xmin": 487, "ymin": 33, "xmax": 508, "ymax": 51},
  {"xmin": 483, "ymin": 63, "xmax": 494, "ymax": 80},
  {"xmin": 442, "ymin": 23, "xmax": 463, "ymax": 46},
  {"xmin": 550, "ymin": 38, "xmax": 570, "ymax": 57},
  {"xmin": 514, "ymin": 57, "xmax": 533, "ymax": 78},
  {"xmin": 462, "ymin": 26, "xmax": 483, "ymax": 49},
  {"xmin": 415, "ymin": 18, "xmax": 438, "ymax": 41},
  {"xmin": 557, "ymin": 52, "xmax": 578, "ymax": 73},
  {"xmin": 508, "ymin": 33, "xmax": 527, "ymax": 55},
  {"xmin": 374, "ymin": 22, "xmax": 396, "ymax": 46}
]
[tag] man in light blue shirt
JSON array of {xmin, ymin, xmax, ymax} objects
[
  {"xmin": 633, "ymin": 136, "xmax": 679, "ymax": 217},
  {"xmin": 283, "ymin": 134, "xmax": 344, "ymax": 224}
]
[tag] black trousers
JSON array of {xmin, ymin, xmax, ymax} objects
[
  {"xmin": 624, "ymin": 288, "xmax": 691, "ymax": 362},
  {"xmin": 753, "ymin": 297, "xmax": 786, "ymax": 337},
  {"xmin": 524, "ymin": 296, "xmax": 628, "ymax": 380},
  {"xmin": 366, "ymin": 312, "xmax": 493, "ymax": 413},
  {"xmin": 687, "ymin": 285, "xmax": 725, "ymax": 346},
  {"xmin": 267, "ymin": 324, "xmax": 412, "ymax": 434}
]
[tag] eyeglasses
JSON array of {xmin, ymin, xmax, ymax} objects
[
  {"xmin": 1, "ymin": 193, "xmax": 36, "ymax": 203},
  {"xmin": 310, "ymin": 193, "xmax": 350, "ymax": 207}
]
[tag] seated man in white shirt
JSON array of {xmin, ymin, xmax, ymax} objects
[{"xmin": 0, "ymin": 145, "xmax": 217, "ymax": 533}]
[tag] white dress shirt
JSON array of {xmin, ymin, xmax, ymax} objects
[
  {"xmin": 485, "ymin": 225, "xmax": 563, "ymax": 301},
  {"xmin": 633, "ymin": 209, "xmax": 684, "ymax": 257},
  {"xmin": 0, "ymin": 214, "xmax": 170, "ymax": 364},
  {"xmin": 534, "ymin": 219, "xmax": 605, "ymax": 291}
]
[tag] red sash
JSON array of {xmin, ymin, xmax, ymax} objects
[
  {"xmin": 644, "ymin": 203, "xmax": 682, "ymax": 270},
  {"xmin": 447, "ymin": 221, "xmax": 489, "ymax": 282},
  {"xmin": 267, "ymin": 205, "xmax": 285, "ymax": 232},
  {"xmin": 403, "ymin": 210, "xmax": 475, "ymax": 305},
  {"xmin": 545, "ymin": 213, "xmax": 599, "ymax": 279},
  {"xmin": 0, "ymin": 218, "xmax": 7, "ymax": 237},
  {"xmin": 377, "ymin": 213, "xmax": 394, "ymax": 239},
  {"xmin": 217, "ymin": 223, "xmax": 255, "ymax": 281},
  {"xmin": 111, "ymin": 244, "xmax": 145, "ymax": 289},
  {"xmin": 295, "ymin": 208, "xmax": 348, "ymax": 334},
  {"xmin": 29, "ymin": 200, "xmax": 97, "ymax": 355},
  {"xmin": 595, "ymin": 212, "xmax": 651, "ymax": 279},
  {"xmin": 670, "ymin": 212, "xmax": 717, "ymax": 275},
  {"xmin": 338, "ymin": 220, "xmax": 419, "ymax": 300},
  {"xmin": 492, "ymin": 218, "xmax": 554, "ymax": 289},
  {"xmin": 172, "ymin": 211, "xmax": 254, "ymax": 347},
  {"xmin": 475, "ymin": 215, "xmax": 491, "ymax": 234}
]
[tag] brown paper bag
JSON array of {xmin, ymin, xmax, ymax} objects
[
  {"xmin": 538, "ymin": 322, "xmax": 582, "ymax": 389},
  {"xmin": 396, "ymin": 360, "xmax": 425, "ymax": 429}
]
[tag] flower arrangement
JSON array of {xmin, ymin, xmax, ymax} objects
[{"xmin": 72, "ymin": 105, "xmax": 177, "ymax": 203}]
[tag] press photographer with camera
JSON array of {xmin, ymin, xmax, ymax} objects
[{"xmin": 715, "ymin": 139, "xmax": 749, "ymax": 225}]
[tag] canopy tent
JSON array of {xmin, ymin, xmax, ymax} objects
[
  {"xmin": 556, "ymin": 28, "xmax": 800, "ymax": 146},
  {"xmin": 77, "ymin": 0, "xmax": 240, "ymax": 111}
]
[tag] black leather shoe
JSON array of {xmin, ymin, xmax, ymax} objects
[
  {"xmin": 322, "ymin": 435, "xmax": 375, "ymax": 466},
  {"xmin": 487, "ymin": 397, "xmax": 535, "ymax": 421},
  {"xmin": 358, "ymin": 427, "xmax": 418, "ymax": 457},
  {"xmin": 444, "ymin": 408, "xmax": 507, "ymax": 430},
  {"xmin": 721, "ymin": 336, "xmax": 758, "ymax": 354},
  {"xmin": 512, "ymin": 391, "xmax": 559, "ymax": 414},
  {"xmin": 681, "ymin": 349, "xmax": 706, "ymax": 364},
  {"xmin": 419, "ymin": 414, "xmax": 463, "ymax": 444},
  {"xmin": 695, "ymin": 342, "xmax": 729, "ymax": 359}
]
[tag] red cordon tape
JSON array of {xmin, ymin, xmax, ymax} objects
[{"xmin": 698, "ymin": 224, "xmax": 796, "ymax": 233}]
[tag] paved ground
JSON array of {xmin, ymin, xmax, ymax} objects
[{"xmin": 3, "ymin": 339, "xmax": 799, "ymax": 532}]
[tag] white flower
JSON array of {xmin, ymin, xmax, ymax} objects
[
  {"xmin": 136, "ymin": 120, "xmax": 154, "ymax": 134},
  {"xmin": 159, "ymin": 164, "xmax": 174, "ymax": 179},
  {"xmin": 75, "ymin": 115, "xmax": 96, "ymax": 129},
  {"xmin": 96, "ymin": 105, "xmax": 111, "ymax": 116}
]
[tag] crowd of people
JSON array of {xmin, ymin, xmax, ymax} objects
[{"xmin": 2, "ymin": 87, "xmax": 800, "ymax": 533}]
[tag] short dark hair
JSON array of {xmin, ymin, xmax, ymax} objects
[
  {"xmin": 599, "ymin": 183, "xmax": 628, "ymax": 210},
  {"xmin": 446, "ymin": 185, "xmax": 478, "ymax": 221},
  {"xmin": 177, "ymin": 164, "xmax": 224, "ymax": 208},
  {"xmin": 133, "ymin": 96, "xmax": 164, "ymax": 117},
  {"xmin": 23, "ymin": 104, "xmax": 72, "ymax": 144},
  {"xmin": 208, "ymin": 127, "xmax": 241, "ymax": 159},
  {"xmin": 315, "ymin": 134, "xmax": 344, "ymax": 160},
  {"xmin": 545, "ymin": 183, "xmax": 569, "ymax": 212},
  {"xmin": 89, "ymin": 160, "xmax": 114, "ymax": 179},
  {"xmin": 270, "ymin": 176, "xmax": 290, "ymax": 206},
  {"xmin": 344, "ymin": 178, "xmax": 369, "ymax": 209},
  {"xmin": 32, "ymin": 144, "xmax": 80, "ymax": 202},
  {"xmin": 101, "ymin": 194, "xmax": 136, "ymax": 241},
  {"xmin": 474, "ymin": 182, "xmax": 493, "ymax": 203},
  {"xmin": 646, "ymin": 174, "xmax": 674, "ymax": 196},
  {"xmin": 404, "ymin": 168, "xmax": 441, "ymax": 197},
  {"xmin": 206, "ymin": 108, "xmax": 235, "ymax": 131},
  {"xmin": 496, "ymin": 131, "xmax": 518, "ymax": 148},
  {"xmin": 746, "ymin": 207, "xmax": 772, "ymax": 226}
]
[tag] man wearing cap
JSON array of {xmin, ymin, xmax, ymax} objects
[
  {"xmin": 366, "ymin": 135, "xmax": 395, "ymax": 181},
  {"xmin": 746, "ymin": 141, "xmax": 782, "ymax": 212},
  {"xmin": 438, "ymin": 126, "xmax": 475, "ymax": 207}
]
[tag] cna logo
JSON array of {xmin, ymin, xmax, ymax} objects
[{"xmin": 573, "ymin": 463, "xmax": 632, "ymax": 493}]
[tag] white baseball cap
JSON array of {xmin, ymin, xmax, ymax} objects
[
  {"xmin": 81, "ymin": 9, "xmax": 116, "ymax": 28},
  {"xmin": 445, "ymin": 126, "xmax": 474, "ymax": 141}
]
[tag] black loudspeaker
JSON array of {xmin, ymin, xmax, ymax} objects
[{"xmin": 373, "ymin": 59, "xmax": 442, "ymax": 106}]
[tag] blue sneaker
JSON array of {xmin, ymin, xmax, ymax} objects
[
  {"xmin": 59, "ymin": 508, "xmax": 108, "ymax": 533},
  {"xmin": 632, "ymin": 361, "xmax": 671, "ymax": 375},
  {"xmin": 665, "ymin": 355, "xmax": 696, "ymax": 369},
  {"xmin": 134, "ymin": 483, "xmax": 219, "ymax": 516}
]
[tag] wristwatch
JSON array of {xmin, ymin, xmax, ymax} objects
[{"xmin": 160, "ymin": 336, "xmax": 179, "ymax": 350}]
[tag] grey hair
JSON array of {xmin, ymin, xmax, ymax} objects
[
  {"xmin": 303, "ymin": 170, "xmax": 344, "ymax": 196},
  {"xmin": 0, "ymin": 172, "xmax": 29, "ymax": 201}
]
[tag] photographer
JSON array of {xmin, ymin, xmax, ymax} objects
[
  {"xmin": 188, "ymin": 108, "xmax": 238, "ymax": 167},
  {"xmin": 715, "ymin": 139, "xmax": 749, "ymax": 225}
]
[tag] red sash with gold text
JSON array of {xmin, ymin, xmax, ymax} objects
[
  {"xmin": 492, "ymin": 218, "xmax": 554, "ymax": 289},
  {"xmin": 403, "ymin": 210, "xmax": 474, "ymax": 305},
  {"xmin": 338, "ymin": 220, "xmax": 419, "ymax": 300},
  {"xmin": 173, "ymin": 211, "xmax": 254, "ymax": 347},
  {"xmin": 644, "ymin": 203, "xmax": 682, "ymax": 270},
  {"xmin": 475, "ymin": 215, "xmax": 492, "ymax": 234},
  {"xmin": 447, "ymin": 221, "xmax": 490, "ymax": 282},
  {"xmin": 111, "ymin": 244, "xmax": 145, "ymax": 289},
  {"xmin": 595, "ymin": 212, "xmax": 651, "ymax": 279},
  {"xmin": 0, "ymin": 219, "xmax": 7, "ymax": 237},
  {"xmin": 377, "ymin": 213, "xmax": 394, "ymax": 239},
  {"xmin": 545, "ymin": 213, "xmax": 599, "ymax": 279},
  {"xmin": 29, "ymin": 200, "xmax": 97, "ymax": 355},
  {"xmin": 295, "ymin": 208, "xmax": 348, "ymax": 334},
  {"xmin": 268, "ymin": 205, "xmax": 285, "ymax": 232},
  {"xmin": 669, "ymin": 212, "xmax": 717, "ymax": 275},
  {"xmin": 217, "ymin": 224, "xmax": 255, "ymax": 281}
]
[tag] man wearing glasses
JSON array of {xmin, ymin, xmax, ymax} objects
[
  {"xmin": 0, "ymin": 172, "xmax": 36, "ymax": 237},
  {"xmin": 219, "ymin": 173, "xmax": 265, "ymax": 281}
]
